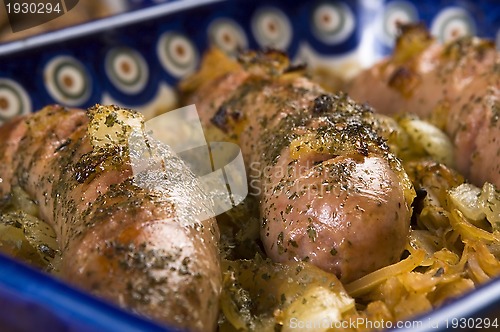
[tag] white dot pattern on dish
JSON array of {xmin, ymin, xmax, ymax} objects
[
  {"xmin": 380, "ymin": 0, "xmax": 418, "ymax": 46},
  {"xmin": 44, "ymin": 56, "xmax": 91, "ymax": 106},
  {"xmin": 157, "ymin": 32, "xmax": 199, "ymax": 78},
  {"xmin": 431, "ymin": 7, "xmax": 476, "ymax": 44},
  {"xmin": 105, "ymin": 47, "xmax": 149, "ymax": 94},
  {"xmin": 251, "ymin": 6, "xmax": 292, "ymax": 50},
  {"xmin": 311, "ymin": 2, "xmax": 355, "ymax": 44},
  {"xmin": 208, "ymin": 18, "xmax": 248, "ymax": 54},
  {"xmin": 0, "ymin": 78, "xmax": 31, "ymax": 122}
]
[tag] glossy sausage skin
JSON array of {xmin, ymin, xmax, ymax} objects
[
  {"xmin": 0, "ymin": 105, "xmax": 221, "ymax": 331},
  {"xmin": 188, "ymin": 51, "xmax": 415, "ymax": 282},
  {"xmin": 348, "ymin": 26, "xmax": 500, "ymax": 187}
]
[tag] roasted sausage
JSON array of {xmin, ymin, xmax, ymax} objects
[
  {"xmin": 347, "ymin": 25, "xmax": 500, "ymax": 187},
  {"xmin": 185, "ymin": 50, "xmax": 415, "ymax": 282},
  {"xmin": 0, "ymin": 105, "xmax": 221, "ymax": 331}
]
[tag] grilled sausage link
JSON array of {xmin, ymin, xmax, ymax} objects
[
  {"xmin": 0, "ymin": 105, "xmax": 221, "ymax": 331},
  {"xmin": 186, "ymin": 50, "xmax": 415, "ymax": 282},
  {"xmin": 347, "ymin": 25, "xmax": 500, "ymax": 187}
]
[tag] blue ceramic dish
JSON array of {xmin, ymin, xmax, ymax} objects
[{"xmin": 0, "ymin": 1, "xmax": 499, "ymax": 331}]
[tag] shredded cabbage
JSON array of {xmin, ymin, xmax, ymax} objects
[{"xmin": 216, "ymin": 142, "xmax": 500, "ymax": 331}]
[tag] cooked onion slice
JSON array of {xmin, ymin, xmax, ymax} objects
[
  {"xmin": 479, "ymin": 182, "xmax": 500, "ymax": 230},
  {"xmin": 87, "ymin": 104, "xmax": 143, "ymax": 148},
  {"xmin": 345, "ymin": 249, "xmax": 426, "ymax": 298},
  {"xmin": 399, "ymin": 116, "xmax": 454, "ymax": 167},
  {"xmin": 449, "ymin": 183, "xmax": 485, "ymax": 222}
]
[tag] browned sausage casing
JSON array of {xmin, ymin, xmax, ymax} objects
[
  {"xmin": 348, "ymin": 25, "xmax": 500, "ymax": 187},
  {"xmin": 0, "ymin": 105, "xmax": 221, "ymax": 331},
  {"xmin": 187, "ymin": 51, "xmax": 415, "ymax": 282}
]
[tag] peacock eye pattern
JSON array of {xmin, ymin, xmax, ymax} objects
[
  {"xmin": 0, "ymin": 0, "xmax": 498, "ymax": 125},
  {"xmin": 44, "ymin": 56, "xmax": 92, "ymax": 107},
  {"xmin": 0, "ymin": 78, "xmax": 31, "ymax": 121}
]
